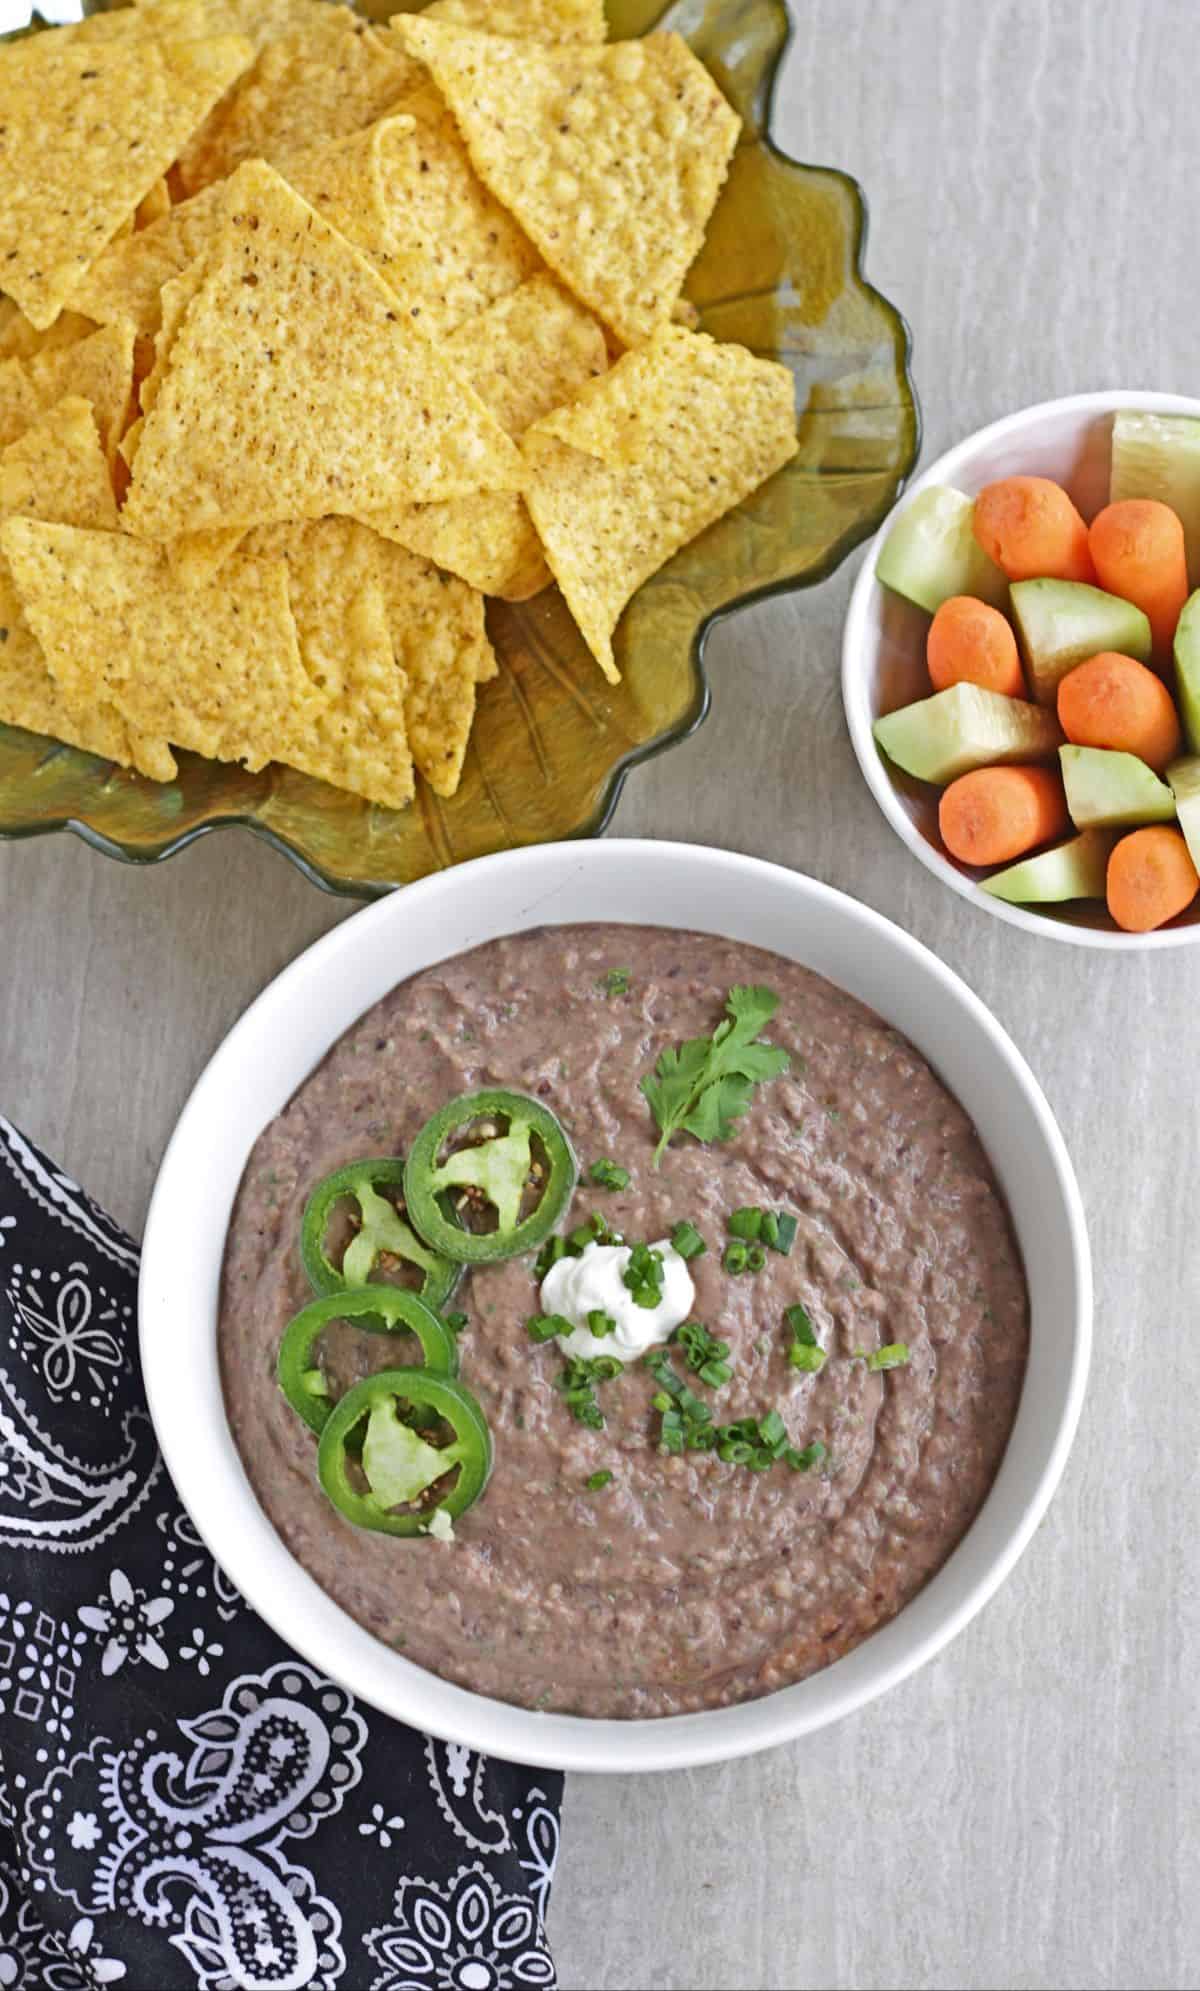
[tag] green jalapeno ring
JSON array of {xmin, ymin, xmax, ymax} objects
[
  {"xmin": 300, "ymin": 1157, "xmax": 460, "ymax": 1312},
  {"xmin": 317, "ymin": 1369, "xmax": 492, "ymax": 1536},
  {"xmin": 404, "ymin": 1089, "xmax": 576, "ymax": 1265},
  {"xmin": 277, "ymin": 1287, "xmax": 459, "ymax": 1436}
]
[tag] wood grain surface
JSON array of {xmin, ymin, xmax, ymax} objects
[{"xmin": 1, "ymin": 3, "xmax": 1197, "ymax": 1986}]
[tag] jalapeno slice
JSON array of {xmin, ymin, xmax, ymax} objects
[
  {"xmin": 317, "ymin": 1369, "xmax": 492, "ymax": 1536},
  {"xmin": 404, "ymin": 1089, "xmax": 576, "ymax": 1264},
  {"xmin": 277, "ymin": 1287, "xmax": 459, "ymax": 1436},
  {"xmin": 301, "ymin": 1157, "xmax": 459, "ymax": 1311}
]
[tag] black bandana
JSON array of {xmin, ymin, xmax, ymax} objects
[{"xmin": 0, "ymin": 1116, "xmax": 562, "ymax": 1991}]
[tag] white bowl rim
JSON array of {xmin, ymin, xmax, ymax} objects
[
  {"xmin": 139, "ymin": 838, "xmax": 1092, "ymax": 1774},
  {"xmin": 842, "ymin": 387, "xmax": 1200, "ymax": 950}
]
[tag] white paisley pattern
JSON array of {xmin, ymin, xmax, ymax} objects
[
  {"xmin": 425, "ymin": 1742, "xmax": 512, "ymax": 1855},
  {"xmin": 364, "ymin": 1863, "xmax": 555, "ymax": 1991},
  {"xmin": 23, "ymin": 1662, "xmax": 364, "ymax": 1990}
]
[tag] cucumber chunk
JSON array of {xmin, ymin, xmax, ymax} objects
[
  {"xmin": 1167, "ymin": 755, "xmax": 1200, "ymax": 871},
  {"xmin": 1060, "ymin": 745, "xmax": 1176, "ymax": 828},
  {"xmin": 981, "ymin": 828, "xmax": 1116, "ymax": 904},
  {"xmin": 1111, "ymin": 409, "xmax": 1200, "ymax": 586},
  {"xmin": 1010, "ymin": 579, "xmax": 1152, "ymax": 705},
  {"xmin": 876, "ymin": 486, "xmax": 1009, "ymax": 614},
  {"xmin": 1172, "ymin": 589, "xmax": 1200, "ymax": 751},
  {"xmin": 873, "ymin": 683, "xmax": 1064, "ymax": 785}
]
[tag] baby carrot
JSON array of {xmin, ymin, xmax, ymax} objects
[
  {"xmin": 973, "ymin": 477, "xmax": 1096, "ymax": 585},
  {"xmin": 1088, "ymin": 499, "xmax": 1189, "ymax": 658},
  {"xmin": 939, "ymin": 765, "xmax": 1069, "ymax": 867},
  {"xmin": 1056, "ymin": 651, "xmax": 1182, "ymax": 771},
  {"xmin": 1106, "ymin": 825, "xmax": 1199, "ymax": 932},
  {"xmin": 927, "ymin": 595, "xmax": 1025, "ymax": 697}
]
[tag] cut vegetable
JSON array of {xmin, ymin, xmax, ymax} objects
[
  {"xmin": 927, "ymin": 595, "xmax": 1024, "ymax": 697},
  {"xmin": 938, "ymin": 764, "xmax": 1068, "ymax": 866},
  {"xmin": 1088, "ymin": 499, "xmax": 1188, "ymax": 660},
  {"xmin": 1060, "ymin": 745, "xmax": 1177, "ymax": 828},
  {"xmin": 875, "ymin": 486, "xmax": 1009, "ymax": 614},
  {"xmin": 1110, "ymin": 409, "xmax": 1200, "ymax": 587},
  {"xmin": 981, "ymin": 828, "xmax": 1117, "ymax": 904},
  {"xmin": 1106, "ymin": 824, "xmax": 1199, "ymax": 932},
  {"xmin": 1010, "ymin": 578, "xmax": 1152, "ymax": 705},
  {"xmin": 973, "ymin": 476, "xmax": 1095, "ymax": 585},
  {"xmin": 1167, "ymin": 755, "xmax": 1200, "ymax": 872},
  {"xmin": 873, "ymin": 682, "xmax": 1063, "ymax": 786},
  {"xmin": 1057, "ymin": 651, "xmax": 1181, "ymax": 772},
  {"xmin": 1172, "ymin": 589, "xmax": 1200, "ymax": 751}
]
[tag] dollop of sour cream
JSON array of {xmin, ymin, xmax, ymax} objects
[{"xmin": 540, "ymin": 1239, "xmax": 695, "ymax": 1362}]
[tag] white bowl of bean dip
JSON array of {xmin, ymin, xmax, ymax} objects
[{"xmin": 140, "ymin": 840, "xmax": 1090, "ymax": 1772}]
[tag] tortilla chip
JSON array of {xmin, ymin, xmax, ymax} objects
[
  {"xmin": 365, "ymin": 494, "xmax": 549, "ymax": 602},
  {"xmin": 67, "ymin": 184, "xmax": 225, "ymax": 339},
  {"xmin": 135, "ymin": 262, "xmax": 206, "ymax": 425},
  {"xmin": 0, "ymin": 33, "xmax": 254, "ymax": 328},
  {"xmin": 0, "ymin": 397, "xmax": 118, "ymax": 533},
  {"xmin": 372, "ymin": 534, "xmax": 493, "ymax": 798},
  {"xmin": 0, "ymin": 301, "xmax": 96, "ymax": 364},
  {"xmin": 70, "ymin": 0, "xmax": 214, "ymax": 40},
  {"xmin": 366, "ymin": 90, "xmax": 542, "ymax": 342},
  {"xmin": 0, "ymin": 399, "xmax": 167, "ymax": 772},
  {"xmin": 73, "ymin": 116, "xmax": 409, "ymax": 339},
  {"xmin": 523, "ymin": 326, "xmax": 798, "ymax": 681},
  {"xmin": 1, "ymin": 518, "xmax": 320, "ymax": 774},
  {"xmin": 392, "ymin": 22, "xmax": 740, "ymax": 347},
  {"xmin": 0, "ymin": 363, "xmax": 41, "ymax": 455},
  {"xmin": 420, "ymin": 0, "xmax": 606, "ymax": 41},
  {"xmin": 165, "ymin": 527, "xmax": 247, "ymax": 586},
  {"xmin": 121, "ymin": 162, "xmax": 523, "ymax": 541},
  {"xmin": 131, "ymin": 0, "xmax": 330, "ymax": 40},
  {"xmin": 356, "ymin": 275, "xmax": 603, "ymax": 598},
  {"xmin": 446, "ymin": 272, "xmax": 607, "ymax": 436},
  {"xmin": 249, "ymin": 518, "xmax": 415, "ymax": 809},
  {"xmin": 177, "ymin": 6, "xmax": 417, "ymax": 195},
  {"xmin": 29, "ymin": 322, "xmax": 136, "ymax": 469}
]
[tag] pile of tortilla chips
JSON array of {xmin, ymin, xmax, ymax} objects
[{"xmin": 0, "ymin": 0, "xmax": 798, "ymax": 811}]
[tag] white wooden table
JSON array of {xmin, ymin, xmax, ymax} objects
[{"xmin": 2, "ymin": 3, "xmax": 1197, "ymax": 1985}]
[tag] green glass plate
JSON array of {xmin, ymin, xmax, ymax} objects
[{"xmin": 0, "ymin": 0, "xmax": 918, "ymax": 896}]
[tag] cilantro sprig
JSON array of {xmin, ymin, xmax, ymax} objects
[{"xmin": 640, "ymin": 985, "xmax": 789, "ymax": 1167}]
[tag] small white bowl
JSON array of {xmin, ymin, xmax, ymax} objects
[
  {"xmin": 140, "ymin": 840, "xmax": 1091, "ymax": 1772},
  {"xmin": 842, "ymin": 389, "xmax": 1200, "ymax": 948}
]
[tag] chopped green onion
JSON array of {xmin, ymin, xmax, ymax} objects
[
  {"xmin": 556, "ymin": 1352, "xmax": 623, "ymax": 1428},
  {"xmin": 568, "ymin": 1210, "xmax": 616, "ymax": 1251},
  {"xmin": 528, "ymin": 1313, "xmax": 572, "ymax": 1343},
  {"xmin": 535, "ymin": 1233, "xmax": 574, "ymax": 1279},
  {"xmin": 670, "ymin": 1220, "xmax": 707, "ymax": 1260},
  {"xmin": 758, "ymin": 1408, "xmax": 786, "ymax": 1447},
  {"xmin": 746, "ymin": 1244, "xmax": 767, "ymax": 1273},
  {"xmin": 728, "ymin": 1206, "xmax": 763, "ymax": 1240},
  {"xmin": 597, "ymin": 967, "xmax": 631, "ymax": 998},
  {"xmin": 865, "ymin": 1343, "xmax": 910, "ymax": 1372},
  {"xmin": 442, "ymin": 1311, "xmax": 468, "ymax": 1336},
  {"xmin": 784, "ymin": 1300, "xmax": 826, "ymax": 1372},
  {"xmin": 759, "ymin": 1211, "xmax": 780, "ymax": 1248},
  {"xmin": 788, "ymin": 1343, "xmax": 826, "ymax": 1373},
  {"xmin": 784, "ymin": 1301, "xmax": 817, "ymax": 1344},
  {"xmin": 770, "ymin": 1212, "xmax": 798, "ymax": 1255},
  {"xmin": 672, "ymin": 1319, "xmax": 733, "ymax": 1390},
  {"xmin": 587, "ymin": 1308, "xmax": 617, "ymax": 1339},
  {"xmin": 786, "ymin": 1440, "xmax": 826, "ymax": 1471},
  {"xmin": 723, "ymin": 1241, "xmax": 749, "ymax": 1275},
  {"xmin": 584, "ymin": 1469, "xmax": 614, "ymax": 1491},
  {"xmin": 589, "ymin": 1159, "xmax": 630, "ymax": 1191},
  {"xmin": 622, "ymin": 1241, "xmax": 665, "ymax": 1309}
]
